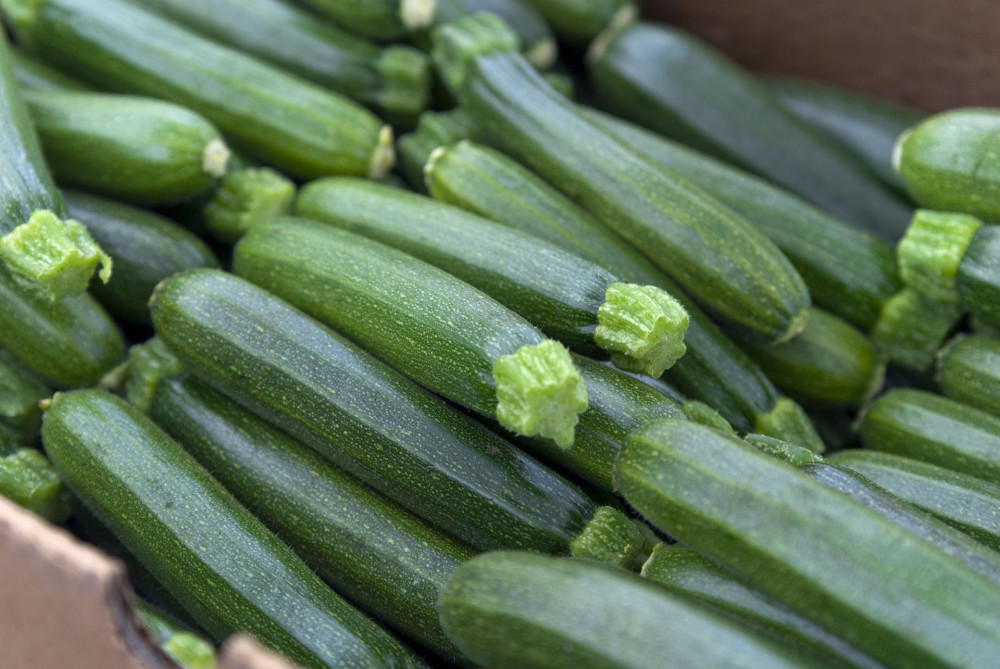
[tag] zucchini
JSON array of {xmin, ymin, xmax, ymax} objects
[
  {"xmin": 0, "ymin": 424, "xmax": 17, "ymax": 456},
  {"xmin": 420, "ymin": 136, "xmax": 822, "ymax": 449},
  {"xmin": 938, "ymin": 335, "xmax": 1000, "ymax": 417},
  {"xmin": 958, "ymin": 225, "xmax": 1000, "ymax": 327},
  {"xmin": 739, "ymin": 308, "xmax": 885, "ymax": 406},
  {"xmin": 43, "ymin": 390, "xmax": 424, "ymax": 668},
  {"xmin": 894, "ymin": 108, "xmax": 1000, "ymax": 221},
  {"xmin": 3, "ymin": 0, "xmax": 395, "ymax": 180},
  {"xmin": 129, "ymin": 0, "xmax": 431, "ymax": 126},
  {"xmin": 134, "ymin": 601, "xmax": 216, "ymax": 669},
  {"xmin": 10, "ymin": 49, "xmax": 88, "ymax": 91},
  {"xmin": 432, "ymin": 0, "xmax": 557, "ymax": 69},
  {"xmin": 202, "ymin": 168, "xmax": 296, "ymax": 244},
  {"xmin": 871, "ymin": 288, "xmax": 963, "ymax": 371},
  {"xmin": 642, "ymin": 546, "xmax": 881, "ymax": 669},
  {"xmin": 0, "ymin": 265, "xmax": 124, "ymax": 388},
  {"xmin": 0, "ymin": 347, "xmax": 49, "ymax": 444},
  {"xmin": 524, "ymin": 0, "xmax": 636, "ymax": 46},
  {"xmin": 584, "ymin": 108, "xmax": 902, "ymax": 331},
  {"xmin": 295, "ymin": 0, "xmax": 435, "ymax": 40},
  {"xmin": 0, "ymin": 448, "xmax": 72, "ymax": 523},
  {"xmin": 65, "ymin": 191, "xmax": 219, "ymax": 326},
  {"xmin": 150, "ymin": 269, "xmax": 643, "ymax": 563},
  {"xmin": 743, "ymin": 434, "xmax": 822, "ymax": 467},
  {"xmin": 588, "ymin": 22, "xmax": 913, "ymax": 242},
  {"xmin": 827, "ymin": 449, "xmax": 1000, "ymax": 551},
  {"xmin": 123, "ymin": 337, "xmax": 184, "ymax": 413},
  {"xmin": 439, "ymin": 551, "xmax": 825, "ymax": 669},
  {"xmin": 764, "ymin": 75, "xmax": 924, "ymax": 195},
  {"xmin": 233, "ymin": 216, "xmax": 589, "ymax": 447},
  {"xmin": 295, "ymin": 178, "xmax": 689, "ymax": 377},
  {"xmin": 398, "ymin": 109, "xmax": 482, "ymax": 191},
  {"xmin": 617, "ymin": 418, "xmax": 1000, "ymax": 668},
  {"xmin": 432, "ymin": 15, "xmax": 812, "ymax": 343}
]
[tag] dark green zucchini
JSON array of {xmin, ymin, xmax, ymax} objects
[
  {"xmin": 10, "ymin": 49, "xmax": 89, "ymax": 91},
  {"xmin": 432, "ymin": 15, "xmax": 811, "ymax": 343},
  {"xmin": 42, "ymin": 389, "xmax": 424, "ymax": 668},
  {"xmin": 617, "ymin": 418, "xmax": 1000, "ymax": 668},
  {"xmin": 233, "ymin": 216, "xmax": 588, "ymax": 447},
  {"xmin": 129, "ymin": 0, "xmax": 430, "ymax": 126},
  {"xmin": 65, "ymin": 191, "xmax": 219, "ymax": 326},
  {"xmin": 827, "ymin": 449, "xmax": 1000, "ymax": 551},
  {"xmin": 0, "ymin": 347, "xmax": 49, "ymax": 444},
  {"xmin": 0, "ymin": 448, "xmax": 72, "ymax": 523},
  {"xmin": 134, "ymin": 601, "xmax": 216, "ymax": 669},
  {"xmin": 295, "ymin": 178, "xmax": 689, "ymax": 377},
  {"xmin": 958, "ymin": 226, "xmax": 1000, "ymax": 327},
  {"xmin": 295, "ymin": 0, "xmax": 435, "ymax": 40},
  {"xmin": 432, "ymin": 0, "xmax": 557, "ymax": 68},
  {"xmin": 588, "ymin": 22, "xmax": 913, "ymax": 241},
  {"xmin": 523, "ymin": 0, "xmax": 636, "ymax": 46},
  {"xmin": 440, "ymin": 551, "xmax": 825, "ymax": 669},
  {"xmin": 148, "ymin": 372, "xmax": 472, "ymax": 662},
  {"xmin": 150, "ymin": 269, "xmax": 642, "ymax": 563},
  {"xmin": 642, "ymin": 546, "xmax": 882, "ymax": 669},
  {"xmin": 739, "ymin": 308, "xmax": 884, "ymax": 406},
  {"xmin": 938, "ymin": 335, "xmax": 1000, "ymax": 417},
  {"xmin": 3, "ymin": 0, "xmax": 394, "ymax": 180}
]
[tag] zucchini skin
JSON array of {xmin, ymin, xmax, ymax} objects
[
  {"xmin": 439, "ymin": 551, "xmax": 824, "ymax": 669},
  {"xmin": 0, "ymin": 266, "xmax": 124, "ymax": 388},
  {"xmin": 617, "ymin": 418, "xmax": 1000, "ymax": 669},
  {"xmin": 9, "ymin": 49, "xmax": 89, "ymax": 91},
  {"xmin": 4, "ymin": 0, "xmax": 392, "ymax": 180},
  {"xmin": 65, "ymin": 191, "xmax": 218, "ymax": 326},
  {"xmin": 0, "ymin": 347, "xmax": 49, "ymax": 444},
  {"xmin": 295, "ymin": 0, "xmax": 432, "ymax": 40},
  {"xmin": 958, "ymin": 226, "xmax": 1000, "ymax": 327},
  {"xmin": 433, "ymin": 16, "xmax": 811, "ymax": 343},
  {"xmin": 147, "ymin": 373, "xmax": 472, "ymax": 663},
  {"xmin": 828, "ymin": 449, "xmax": 1000, "ymax": 551},
  {"xmin": 585, "ymin": 109, "xmax": 902, "ymax": 331},
  {"xmin": 150, "ymin": 269, "xmax": 595, "ymax": 554},
  {"xmin": 42, "ymin": 390, "xmax": 424, "ymax": 669},
  {"xmin": 589, "ymin": 23, "xmax": 913, "ymax": 242},
  {"xmin": 938, "ymin": 335, "xmax": 1000, "ymax": 418}
]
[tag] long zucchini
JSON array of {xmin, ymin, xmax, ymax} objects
[
  {"xmin": 147, "ymin": 372, "xmax": 472, "ymax": 662},
  {"xmin": 0, "ymin": 348, "xmax": 49, "ymax": 444},
  {"xmin": 296, "ymin": 178, "xmax": 688, "ymax": 377},
  {"xmin": 3, "ymin": 0, "xmax": 395, "ymax": 180},
  {"xmin": 938, "ymin": 335, "xmax": 1000, "ymax": 418},
  {"xmin": 588, "ymin": 22, "xmax": 913, "ymax": 241},
  {"xmin": 150, "ymin": 269, "xmax": 642, "ymax": 563},
  {"xmin": 617, "ymin": 418, "xmax": 1000, "ymax": 668},
  {"xmin": 42, "ymin": 389, "xmax": 423, "ymax": 668},
  {"xmin": 431, "ymin": 15, "xmax": 811, "ymax": 343},
  {"xmin": 234, "ymin": 216, "xmax": 589, "ymax": 447}
]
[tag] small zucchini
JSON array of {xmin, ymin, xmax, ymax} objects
[
  {"xmin": 42, "ymin": 390, "xmax": 424, "ymax": 668},
  {"xmin": 295, "ymin": 0, "xmax": 435, "ymax": 40},
  {"xmin": 234, "ymin": 216, "xmax": 589, "ymax": 447},
  {"xmin": 0, "ymin": 347, "xmax": 49, "ymax": 444},
  {"xmin": 938, "ymin": 335, "xmax": 1000, "ymax": 417},
  {"xmin": 3, "ymin": 0, "xmax": 395, "ymax": 180},
  {"xmin": 0, "ymin": 448, "xmax": 72, "ymax": 523},
  {"xmin": 9, "ymin": 49, "xmax": 89, "ymax": 91},
  {"xmin": 65, "ymin": 191, "xmax": 219, "ymax": 326},
  {"xmin": 440, "ymin": 551, "xmax": 825, "ymax": 669}
]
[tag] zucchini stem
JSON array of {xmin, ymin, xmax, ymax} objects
[
  {"xmin": 0, "ymin": 448, "xmax": 72, "ymax": 523},
  {"xmin": 200, "ymin": 138, "xmax": 231, "ymax": 178},
  {"xmin": 524, "ymin": 38, "xmax": 557, "ymax": 70},
  {"xmin": 204, "ymin": 168, "xmax": 296, "ymax": 244},
  {"xmin": 595, "ymin": 282, "xmax": 689, "ymax": 378},
  {"xmin": 872, "ymin": 287, "xmax": 963, "ymax": 371},
  {"xmin": 569, "ymin": 506, "xmax": 646, "ymax": 569},
  {"xmin": 368, "ymin": 125, "xmax": 396, "ymax": 180},
  {"xmin": 754, "ymin": 397, "xmax": 825, "ymax": 454},
  {"xmin": 375, "ymin": 46, "xmax": 431, "ymax": 125},
  {"xmin": 400, "ymin": 0, "xmax": 435, "ymax": 31},
  {"xmin": 898, "ymin": 209, "xmax": 982, "ymax": 303},
  {"xmin": 744, "ymin": 433, "xmax": 823, "ymax": 467}
]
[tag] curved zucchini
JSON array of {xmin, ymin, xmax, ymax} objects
[
  {"xmin": 827, "ymin": 449, "xmax": 1000, "ymax": 551},
  {"xmin": 3, "ymin": 0, "xmax": 394, "ymax": 180},
  {"xmin": 295, "ymin": 0, "xmax": 435, "ymax": 40},
  {"xmin": 958, "ymin": 226, "xmax": 1000, "ymax": 327},
  {"xmin": 432, "ymin": 0, "xmax": 557, "ymax": 69},
  {"xmin": 202, "ymin": 168, "xmax": 296, "ymax": 244},
  {"xmin": 295, "ymin": 178, "xmax": 689, "ymax": 377},
  {"xmin": 0, "ymin": 348, "xmax": 49, "ymax": 444},
  {"xmin": 588, "ymin": 22, "xmax": 913, "ymax": 241},
  {"xmin": 129, "ymin": 0, "xmax": 430, "ymax": 126},
  {"xmin": 440, "ymin": 551, "xmax": 824, "ymax": 669},
  {"xmin": 617, "ymin": 418, "xmax": 1000, "ymax": 668},
  {"xmin": 147, "ymin": 372, "xmax": 471, "ymax": 662},
  {"xmin": 150, "ymin": 269, "xmax": 641, "ymax": 563},
  {"xmin": 432, "ymin": 15, "xmax": 811, "ymax": 343},
  {"xmin": 938, "ymin": 335, "xmax": 1000, "ymax": 417},
  {"xmin": 0, "ymin": 448, "xmax": 72, "ymax": 523},
  {"xmin": 10, "ymin": 49, "xmax": 88, "ymax": 91},
  {"xmin": 65, "ymin": 191, "xmax": 219, "ymax": 325},
  {"xmin": 524, "ymin": 0, "xmax": 636, "ymax": 46},
  {"xmin": 233, "ymin": 216, "xmax": 588, "ymax": 447},
  {"xmin": 42, "ymin": 389, "xmax": 423, "ymax": 669}
]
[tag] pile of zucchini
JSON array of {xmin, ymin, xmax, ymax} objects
[{"xmin": 1, "ymin": 1, "xmax": 998, "ymax": 667}]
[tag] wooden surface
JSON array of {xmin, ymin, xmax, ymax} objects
[{"xmin": 644, "ymin": 0, "xmax": 998, "ymax": 112}]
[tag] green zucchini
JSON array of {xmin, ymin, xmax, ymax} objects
[
  {"xmin": 440, "ymin": 551, "xmax": 825, "ymax": 669},
  {"xmin": 0, "ymin": 348, "xmax": 49, "ymax": 444},
  {"xmin": 743, "ymin": 434, "xmax": 822, "ymax": 467},
  {"xmin": 0, "ymin": 448, "xmax": 72, "ymax": 523},
  {"xmin": 432, "ymin": 0, "xmax": 558, "ymax": 69},
  {"xmin": 871, "ymin": 288, "xmax": 963, "ymax": 371},
  {"xmin": 150, "ymin": 269, "xmax": 642, "ymax": 563},
  {"xmin": 3, "ymin": 0, "xmax": 395, "ymax": 181},
  {"xmin": 739, "ymin": 308, "xmax": 884, "ymax": 406},
  {"xmin": 129, "ymin": 0, "xmax": 431, "ymax": 126},
  {"xmin": 295, "ymin": 0, "xmax": 435, "ymax": 39},
  {"xmin": 296, "ymin": 178, "xmax": 689, "ymax": 377},
  {"xmin": 134, "ymin": 601, "xmax": 216, "ymax": 669},
  {"xmin": 420, "ymin": 135, "xmax": 821, "ymax": 448},
  {"xmin": 524, "ymin": 0, "xmax": 636, "ymax": 46},
  {"xmin": 617, "ymin": 418, "xmax": 1000, "ymax": 668},
  {"xmin": 43, "ymin": 390, "xmax": 423, "ymax": 668},
  {"xmin": 763, "ymin": 76, "xmax": 924, "ymax": 195},
  {"xmin": 432, "ymin": 15, "xmax": 811, "ymax": 343},
  {"xmin": 123, "ymin": 337, "xmax": 185, "ymax": 413},
  {"xmin": 827, "ymin": 449, "xmax": 1000, "ymax": 551},
  {"xmin": 234, "ymin": 216, "xmax": 589, "ymax": 447},
  {"xmin": 642, "ymin": 546, "xmax": 881, "ymax": 669},
  {"xmin": 65, "ymin": 191, "xmax": 219, "ymax": 326},
  {"xmin": 148, "ymin": 372, "xmax": 472, "ymax": 662},
  {"xmin": 958, "ymin": 226, "xmax": 1000, "ymax": 327},
  {"xmin": 0, "ymin": 425, "xmax": 18, "ymax": 456},
  {"xmin": 10, "ymin": 49, "xmax": 88, "ymax": 91},
  {"xmin": 587, "ymin": 22, "xmax": 913, "ymax": 242},
  {"xmin": 0, "ymin": 266, "xmax": 124, "ymax": 388},
  {"xmin": 894, "ymin": 108, "xmax": 1000, "ymax": 221},
  {"xmin": 583, "ymin": 108, "xmax": 902, "ymax": 331},
  {"xmin": 938, "ymin": 335, "xmax": 1000, "ymax": 417},
  {"xmin": 397, "ymin": 109, "xmax": 483, "ymax": 191},
  {"xmin": 202, "ymin": 168, "xmax": 296, "ymax": 244}
]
